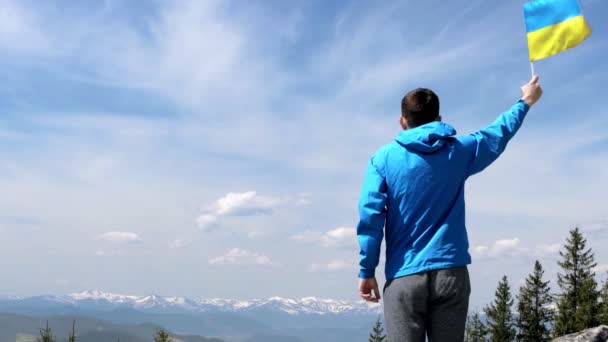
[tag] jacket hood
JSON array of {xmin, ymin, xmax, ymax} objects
[{"xmin": 395, "ymin": 121, "xmax": 457, "ymax": 153}]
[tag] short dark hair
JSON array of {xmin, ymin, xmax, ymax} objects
[{"xmin": 401, "ymin": 88, "xmax": 440, "ymax": 128}]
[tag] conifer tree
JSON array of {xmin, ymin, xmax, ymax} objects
[
  {"xmin": 153, "ymin": 328, "xmax": 173, "ymax": 342},
  {"xmin": 514, "ymin": 314, "xmax": 523, "ymax": 342},
  {"xmin": 465, "ymin": 312, "xmax": 488, "ymax": 342},
  {"xmin": 553, "ymin": 227, "xmax": 600, "ymax": 336},
  {"xmin": 516, "ymin": 260, "xmax": 553, "ymax": 341},
  {"xmin": 600, "ymin": 274, "xmax": 608, "ymax": 325},
  {"xmin": 369, "ymin": 317, "xmax": 387, "ymax": 342},
  {"xmin": 37, "ymin": 320, "xmax": 55, "ymax": 342},
  {"xmin": 68, "ymin": 319, "xmax": 76, "ymax": 342},
  {"xmin": 484, "ymin": 275, "xmax": 516, "ymax": 342}
]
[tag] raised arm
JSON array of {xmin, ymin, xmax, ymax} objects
[{"xmin": 465, "ymin": 75, "xmax": 543, "ymax": 177}]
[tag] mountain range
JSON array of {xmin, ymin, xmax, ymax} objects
[
  {"xmin": 0, "ymin": 291, "xmax": 382, "ymax": 342},
  {"xmin": 1, "ymin": 290, "xmax": 380, "ymax": 316}
]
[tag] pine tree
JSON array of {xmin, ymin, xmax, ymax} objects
[
  {"xmin": 516, "ymin": 261, "xmax": 553, "ymax": 341},
  {"xmin": 37, "ymin": 320, "xmax": 55, "ymax": 342},
  {"xmin": 465, "ymin": 312, "xmax": 488, "ymax": 342},
  {"xmin": 153, "ymin": 329, "xmax": 173, "ymax": 342},
  {"xmin": 484, "ymin": 275, "xmax": 516, "ymax": 342},
  {"xmin": 553, "ymin": 227, "xmax": 600, "ymax": 337},
  {"xmin": 599, "ymin": 274, "xmax": 608, "ymax": 325},
  {"xmin": 514, "ymin": 314, "xmax": 523, "ymax": 342},
  {"xmin": 68, "ymin": 319, "xmax": 76, "ymax": 342},
  {"xmin": 369, "ymin": 317, "xmax": 387, "ymax": 342}
]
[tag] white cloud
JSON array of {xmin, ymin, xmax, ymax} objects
[
  {"xmin": 197, "ymin": 191, "xmax": 307, "ymax": 232},
  {"xmin": 473, "ymin": 245, "xmax": 489, "ymax": 255},
  {"xmin": 292, "ymin": 226, "xmax": 356, "ymax": 248},
  {"xmin": 493, "ymin": 238, "xmax": 521, "ymax": 254},
  {"xmin": 309, "ymin": 259, "xmax": 356, "ymax": 273},
  {"xmin": 473, "ymin": 238, "xmax": 521, "ymax": 258},
  {"xmin": 208, "ymin": 248, "xmax": 277, "ymax": 266},
  {"xmin": 212, "ymin": 191, "xmax": 279, "ymax": 216},
  {"xmin": 96, "ymin": 231, "xmax": 142, "ymax": 244},
  {"xmin": 535, "ymin": 243, "xmax": 561, "ymax": 256},
  {"xmin": 196, "ymin": 191, "xmax": 278, "ymax": 231},
  {"xmin": 326, "ymin": 227, "xmax": 356, "ymax": 240},
  {"xmin": 196, "ymin": 214, "xmax": 218, "ymax": 229},
  {"xmin": 473, "ymin": 238, "xmax": 561, "ymax": 259}
]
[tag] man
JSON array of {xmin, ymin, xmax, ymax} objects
[{"xmin": 357, "ymin": 76, "xmax": 543, "ymax": 341}]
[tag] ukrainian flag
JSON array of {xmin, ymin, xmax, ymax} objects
[{"xmin": 524, "ymin": 0, "xmax": 591, "ymax": 62}]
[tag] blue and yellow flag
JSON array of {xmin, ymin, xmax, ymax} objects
[{"xmin": 524, "ymin": 0, "xmax": 591, "ymax": 62}]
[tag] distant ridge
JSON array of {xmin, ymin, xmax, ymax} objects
[{"xmin": 1, "ymin": 290, "xmax": 381, "ymax": 316}]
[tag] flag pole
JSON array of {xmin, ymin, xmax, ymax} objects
[
  {"xmin": 523, "ymin": 0, "xmax": 535, "ymax": 77},
  {"xmin": 530, "ymin": 61, "xmax": 535, "ymax": 76}
]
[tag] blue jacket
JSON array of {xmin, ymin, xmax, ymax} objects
[{"xmin": 357, "ymin": 100, "xmax": 530, "ymax": 279}]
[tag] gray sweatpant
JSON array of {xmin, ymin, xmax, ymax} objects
[{"xmin": 383, "ymin": 266, "xmax": 470, "ymax": 342}]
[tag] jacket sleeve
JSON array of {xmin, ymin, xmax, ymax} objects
[
  {"xmin": 465, "ymin": 100, "xmax": 530, "ymax": 177},
  {"xmin": 357, "ymin": 155, "xmax": 388, "ymax": 279}
]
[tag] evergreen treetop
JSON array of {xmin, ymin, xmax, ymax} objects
[
  {"xmin": 465, "ymin": 312, "xmax": 488, "ymax": 342},
  {"xmin": 68, "ymin": 319, "xmax": 76, "ymax": 342},
  {"xmin": 516, "ymin": 260, "xmax": 553, "ymax": 342},
  {"xmin": 37, "ymin": 320, "xmax": 56, "ymax": 342},
  {"xmin": 153, "ymin": 328, "xmax": 173, "ymax": 342},
  {"xmin": 484, "ymin": 275, "xmax": 516, "ymax": 342},
  {"xmin": 553, "ymin": 227, "xmax": 600, "ymax": 336},
  {"xmin": 369, "ymin": 317, "xmax": 387, "ymax": 342}
]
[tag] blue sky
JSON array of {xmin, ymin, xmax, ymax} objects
[{"xmin": 1, "ymin": 0, "xmax": 607, "ymax": 310}]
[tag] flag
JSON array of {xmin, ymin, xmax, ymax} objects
[{"xmin": 523, "ymin": 0, "xmax": 592, "ymax": 62}]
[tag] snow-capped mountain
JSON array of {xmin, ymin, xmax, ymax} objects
[
  {"xmin": 198, "ymin": 295, "xmax": 379, "ymax": 315},
  {"xmin": 0, "ymin": 290, "xmax": 381, "ymax": 316}
]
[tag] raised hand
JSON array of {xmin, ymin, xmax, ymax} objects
[{"xmin": 521, "ymin": 74, "xmax": 543, "ymax": 106}]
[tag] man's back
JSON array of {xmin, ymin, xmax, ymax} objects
[
  {"xmin": 376, "ymin": 122, "xmax": 472, "ymax": 280},
  {"xmin": 358, "ymin": 99, "xmax": 530, "ymax": 280}
]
